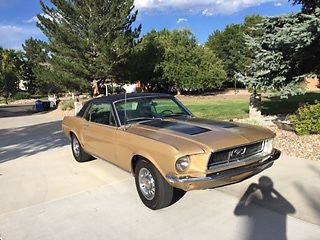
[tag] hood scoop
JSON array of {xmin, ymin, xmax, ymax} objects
[
  {"xmin": 186, "ymin": 118, "xmax": 239, "ymax": 129},
  {"xmin": 141, "ymin": 120, "xmax": 211, "ymax": 135}
]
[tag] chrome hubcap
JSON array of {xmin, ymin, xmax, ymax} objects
[
  {"xmin": 72, "ymin": 137, "xmax": 80, "ymax": 157},
  {"xmin": 138, "ymin": 168, "xmax": 156, "ymax": 200}
]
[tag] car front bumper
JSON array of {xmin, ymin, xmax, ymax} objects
[{"xmin": 166, "ymin": 149, "xmax": 281, "ymax": 191}]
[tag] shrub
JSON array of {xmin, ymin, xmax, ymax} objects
[
  {"xmin": 13, "ymin": 92, "xmax": 31, "ymax": 100},
  {"xmin": 61, "ymin": 99, "xmax": 75, "ymax": 111},
  {"xmin": 289, "ymin": 101, "xmax": 320, "ymax": 135}
]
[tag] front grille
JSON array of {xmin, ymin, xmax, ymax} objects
[{"xmin": 208, "ymin": 142, "xmax": 264, "ymax": 168}]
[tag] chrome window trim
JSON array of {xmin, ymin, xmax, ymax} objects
[{"xmin": 112, "ymin": 96, "xmax": 192, "ymax": 126}]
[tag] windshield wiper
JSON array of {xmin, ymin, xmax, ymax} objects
[
  {"xmin": 126, "ymin": 117, "xmax": 161, "ymax": 124},
  {"xmin": 162, "ymin": 113, "xmax": 190, "ymax": 118}
]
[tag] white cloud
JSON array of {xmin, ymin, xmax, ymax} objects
[
  {"xmin": 134, "ymin": 0, "xmax": 287, "ymax": 15},
  {"xmin": 177, "ymin": 18, "xmax": 188, "ymax": 24},
  {"xmin": 0, "ymin": 24, "xmax": 43, "ymax": 49},
  {"xmin": 274, "ymin": 2, "xmax": 283, "ymax": 7},
  {"xmin": 24, "ymin": 16, "xmax": 39, "ymax": 24}
]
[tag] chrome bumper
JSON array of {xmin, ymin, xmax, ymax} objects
[{"xmin": 166, "ymin": 149, "xmax": 281, "ymax": 191}]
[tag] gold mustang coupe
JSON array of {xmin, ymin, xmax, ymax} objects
[{"xmin": 62, "ymin": 93, "xmax": 280, "ymax": 210}]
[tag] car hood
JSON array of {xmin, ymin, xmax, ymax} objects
[{"xmin": 126, "ymin": 118, "xmax": 275, "ymax": 153}]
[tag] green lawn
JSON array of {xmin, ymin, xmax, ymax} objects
[
  {"xmin": 180, "ymin": 91, "xmax": 320, "ymax": 120},
  {"xmin": 262, "ymin": 92, "xmax": 320, "ymax": 115},
  {"xmin": 181, "ymin": 98, "xmax": 249, "ymax": 120}
]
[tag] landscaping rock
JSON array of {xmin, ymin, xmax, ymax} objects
[{"xmin": 268, "ymin": 126, "xmax": 320, "ymax": 161}]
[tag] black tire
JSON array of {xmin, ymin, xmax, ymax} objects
[
  {"xmin": 71, "ymin": 134, "xmax": 93, "ymax": 162},
  {"xmin": 135, "ymin": 159, "xmax": 174, "ymax": 210}
]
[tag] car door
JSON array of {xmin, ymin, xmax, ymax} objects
[{"xmin": 82, "ymin": 102, "xmax": 118, "ymax": 162}]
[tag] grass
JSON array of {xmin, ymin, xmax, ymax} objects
[
  {"xmin": 1, "ymin": 91, "xmax": 318, "ymax": 120},
  {"xmin": 180, "ymin": 91, "xmax": 320, "ymax": 120},
  {"xmin": 262, "ymin": 92, "xmax": 320, "ymax": 115},
  {"xmin": 181, "ymin": 98, "xmax": 249, "ymax": 120},
  {"xmin": 31, "ymin": 95, "xmax": 49, "ymax": 100},
  {"xmin": 0, "ymin": 94, "xmax": 48, "ymax": 104}
]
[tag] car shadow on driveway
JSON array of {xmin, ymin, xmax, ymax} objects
[
  {"xmin": 0, "ymin": 121, "xmax": 69, "ymax": 163},
  {"xmin": 234, "ymin": 176, "xmax": 295, "ymax": 240},
  {"xmin": 0, "ymin": 105, "xmax": 36, "ymax": 118}
]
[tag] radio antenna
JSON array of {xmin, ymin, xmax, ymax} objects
[{"xmin": 124, "ymin": 90, "xmax": 127, "ymax": 131}]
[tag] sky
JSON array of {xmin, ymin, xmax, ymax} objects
[{"xmin": 0, "ymin": 0, "xmax": 301, "ymax": 50}]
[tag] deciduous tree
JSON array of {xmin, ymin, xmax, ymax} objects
[
  {"xmin": 0, "ymin": 49, "xmax": 22, "ymax": 103},
  {"xmin": 131, "ymin": 29, "xmax": 227, "ymax": 93},
  {"xmin": 206, "ymin": 15, "xmax": 263, "ymax": 82}
]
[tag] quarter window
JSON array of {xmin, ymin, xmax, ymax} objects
[{"xmin": 87, "ymin": 103, "xmax": 116, "ymax": 126}]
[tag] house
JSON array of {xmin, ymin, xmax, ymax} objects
[{"xmin": 306, "ymin": 77, "xmax": 320, "ymax": 91}]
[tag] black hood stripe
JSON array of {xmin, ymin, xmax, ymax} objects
[
  {"xmin": 141, "ymin": 120, "xmax": 211, "ymax": 135},
  {"xmin": 186, "ymin": 118, "xmax": 239, "ymax": 128}
]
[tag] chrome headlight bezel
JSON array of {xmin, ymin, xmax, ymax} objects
[
  {"xmin": 175, "ymin": 156, "xmax": 190, "ymax": 172},
  {"xmin": 263, "ymin": 139, "xmax": 274, "ymax": 154}
]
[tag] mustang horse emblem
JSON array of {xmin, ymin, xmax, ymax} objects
[{"xmin": 230, "ymin": 147, "xmax": 247, "ymax": 158}]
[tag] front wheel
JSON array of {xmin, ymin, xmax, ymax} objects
[
  {"xmin": 71, "ymin": 134, "xmax": 93, "ymax": 162},
  {"xmin": 135, "ymin": 159, "xmax": 175, "ymax": 210}
]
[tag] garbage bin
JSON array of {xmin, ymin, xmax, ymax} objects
[
  {"xmin": 42, "ymin": 101, "xmax": 51, "ymax": 111},
  {"xmin": 35, "ymin": 100, "xmax": 44, "ymax": 112}
]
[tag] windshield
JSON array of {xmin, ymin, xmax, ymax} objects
[{"xmin": 114, "ymin": 97, "xmax": 192, "ymax": 125}]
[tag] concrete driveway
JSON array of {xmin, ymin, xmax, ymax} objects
[{"xmin": 0, "ymin": 114, "xmax": 319, "ymax": 240}]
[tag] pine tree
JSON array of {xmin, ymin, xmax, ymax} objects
[
  {"xmin": 240, "ymin": 2, "xmax": 320, "ymax": 97},
  {"xmin": 37, "ymin": 0, "xmax": 141, "ymax": 94},
  {"xmin": 22, "ymin": 38, "xmax": 55, "ymax": 94},
  {"xmin": 291, "ymin": 0, "xmax": 320, "ymax": 13}
]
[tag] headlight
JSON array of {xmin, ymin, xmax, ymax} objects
[
  {"xmin": 264, "ymin": 139, "xmax": 273, "ymax": 154},
  {"xmin": 175, "ymin": 156, "xmax": 190, "ymax": 172}
]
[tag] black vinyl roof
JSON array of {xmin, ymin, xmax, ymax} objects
[
  {"xmin": 77, "ymin": 93, "xmax": 174, "ymax": 117},
  {"xmin": 90, "ymin": 92, "xmax": 173, "ymax": 104}
]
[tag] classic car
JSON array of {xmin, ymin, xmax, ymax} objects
[{"xmin": 62, "ymin": 93, "xmax": 280, "ymax": 210}]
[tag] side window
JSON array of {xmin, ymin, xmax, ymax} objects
[
  {"xmin": 109, "ymin": 110, "xmax": 116, "ymax": 126},
  {"xmin": 83, "ymin": 104, "xmax": 92, "ymax": 121},
  {"xmin": 87, "ymin": 103, "xmax": 115, "ymax": 126}
]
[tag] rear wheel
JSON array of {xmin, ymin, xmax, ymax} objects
[
  {"xmin": 135, "ymin": 159, "xmax": 175, "ymax": 210},
  {"xmin": 71, "ymin": 134, "xmax": 93, "ymax": 162}
]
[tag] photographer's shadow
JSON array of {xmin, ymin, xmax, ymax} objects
[{"xmin": 234, "ymin": 176, "xmax": 295, "ymax": 240}]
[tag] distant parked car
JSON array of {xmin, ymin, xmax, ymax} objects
[{"xmin": 62, "ymin": 93, "xmax": 280, "ymax": 210}]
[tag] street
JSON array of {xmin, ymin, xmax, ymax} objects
[
  {"xmin": 0, "ymin": 114, "xmax": 319, "ymax": 240},
  {"xmin": 0, "ymin": 105, "xmax": 35, "ymax": 118}
]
